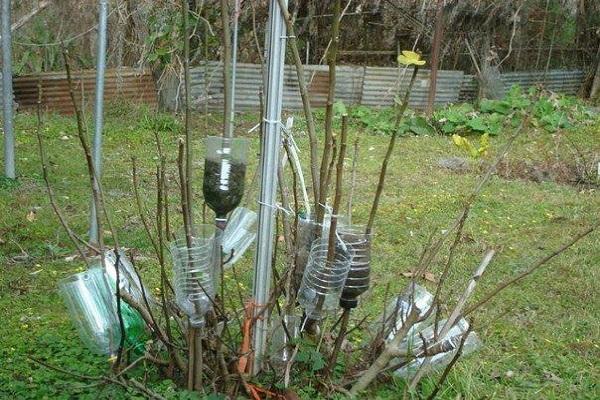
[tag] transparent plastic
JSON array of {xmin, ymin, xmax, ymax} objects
[
  {"xmin": 202, "ymin": 136, "xmax": 249, "ymax": 218},
  {"xmin": 269, "ymin": 314, "xmax": 301, "ymax": 369},
  {"xmin": 222, "ymin": 207, "xmax": 257, "ymax": 265},
  {"xmin": 290, "ymin": 211, "xmax": 332, "ymax": 296},
  {"xmin": 104, "ymin": 249, "xmax": 155, "ymax": 307},
  {"xmin": 58, "ymin": 266, "xmax": 121, "ymax": 355},
  {"xmin": 297, "ymin": 239, "xmax": 353, "ymax": 320},
  {"xmin": 169, "ymin": 225, "xmax": 217, "ymax": 327},
  {"xmin": 371, "ymin": 284, "xmax": 434, "ymax": 343},
  {"xmin": 393, "ymin": 318, "xmax": 482, "ymax": 379},
  {"xmin": 338, "ymin": 224, "xmax": 372, "ymax": 308},
  {"xmin": 102, "ymin": 252, "xmax": 149, "ymax": 352}
]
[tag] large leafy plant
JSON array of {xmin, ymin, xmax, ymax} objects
[{"xmin": 352, "ymin": 85, "xmax": 596, "ymax": 138}]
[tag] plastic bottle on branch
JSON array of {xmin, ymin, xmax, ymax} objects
[
  {"xmin": 393, "ymin": 318, "xmax": 482, "ymax": 379},
  {"xmin": 222, "ymin": 206, "xmax": 257, "ymax": 265},
  {"xmin": 338, "ymin": 223, "xmax": 373, "ymax": 309},
  {"xmin": 291, "ymin": 210, "xmax": 332, "ymax": 296},
  {"xmin": 371, "ymin": 284, "xmax": 434, "ymax": 343},
  {"xmin": 297, "ymin": 239, "xmax": 352, "ymax": 320},
  {"xmin": 104, "ymin": 249, "xmax": 155, "ymax": 307},
  {"xmin": 202, "ymin": 136, "xmax": 249, "ymax": 222},
  {"xmin": 169, "ymin": 225, "xmax": 217, "ymax": 328},
  {"xmin": 269, "ymin": 313, "xmax": 301, "ymax": 369},
  {"xmin": 59, "ymin": 267, "xmax": 122, "ymax": 355}
]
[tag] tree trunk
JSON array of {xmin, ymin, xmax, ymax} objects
[
  {"xmin": 426, "ymin": 0, "xmax": 444, "ymax": 115},
  {"xmin": 590, "ymin": 41, "xmax": 600, "ymax": 99}
]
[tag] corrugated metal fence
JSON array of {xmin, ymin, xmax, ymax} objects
[
  {"xmin": 459, "ymin": 69, "xmax": 584, "ymax": 101},
  {"xmin": 12, "ymin": 68, "xmax": 157, "ymax": 114},
  {"xmin": 361, "ymin": 67, "xmax": 464, "ymax": 108},
  {"xmin": 190, "ymin": 62, "xmax": 464, "ymax": 111},
  {"xmin": 189, "ymin": 62, "xmax": 584, "ymax": 112},
  {"xmin": 1, "ymin": 65, "xmax": 584, "ymax": 115}
]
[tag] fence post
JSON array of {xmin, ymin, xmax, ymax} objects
[
  {"xmin": 89, "ymin": 0, "xmax": 108, "ymax": 244},
  {"xmin": 2, "ymin": 0, "xmax": 15, "ymax": 179},
  {"xmin": 251, "ymin": 0, "xmax": 287, "ymax": 374}
]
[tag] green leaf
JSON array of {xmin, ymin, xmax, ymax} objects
[
  {"xmin": 333, "ymin": 100, "xmax": 347, "ymax": 117},
  {"xmin": 480, "ymin": 99, "xmax": 512, "ymax": 115},
  {"xmin": 466, "ymin": 117, "xmax": 487, "ymax": 132},
  {"xmin": 442, "ymin": 122, "xmax": 457, "ymax": 134},
  {"xmin": 311, "ymin": 353, "xmax": 326, "ymax": 371},
  {"xmin": 409, "ymin": 116, "xmax": 436, "ymax": 136}
]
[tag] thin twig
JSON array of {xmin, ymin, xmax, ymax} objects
[
  {"xmin": 182, "ymin": 0, "xmax": 194, "ymax": 227},
  {"xmin": 34, "ymin": 75, "xmax": 96, "ymax": 263},
  {"xmin": 464, "ymin": 222, "xmax": 599, "ymax": 316},
  {"xmin": 221, "ymin": 0, "xmax": 233, "ymax": 138},
  {"xmin": 425, "ymin": 320, "xmax": 475, "ymax": 400},
  {"xmin": 366, "ymin": 65, "xmax": 419, "ymax": 234},
  {"xmin": 131, "ymin": 158, "xmax": 161, "ymax": 258},
  {"xmin": 317, "ymin": 0, "xmax": 342, "ymax": 227},
  {"xmin": 277, "ymin": 0, "xmax": 320, "ymax": 203}
]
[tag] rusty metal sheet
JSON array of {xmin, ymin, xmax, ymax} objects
[
  {"xmin": 191, "ymin": 62, "xmax": 465, "ymax": 111},
  {"xmin": 188, "ymin": 62, "xmax": 584, "ymax": 112},
  {"xmin": 190, "ymin": 62, "xmax": 365, "ymax": 112},
  {"xmin": 13, "ymin": 68, "xmax": 157, "ymax": 114},
  {"xmin": 459, "ymin": 70, "xmax": 584, "ymax": 101},
  {"xmin": 361, "ymin": 67, "xmax": 464, "ymax": 109}
]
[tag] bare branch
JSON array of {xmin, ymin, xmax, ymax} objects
[{"xmin": 464, "ymin": 222, "xmax": 599, "ymax": 316}]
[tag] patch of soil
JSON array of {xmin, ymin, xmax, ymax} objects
[
  {"xmin": 202, "ymin": 159, "xmax": 246, "ymax": 217},
  {"xmin": 496, "ymin": 159, "xmax": 599, "ymax": 188}
]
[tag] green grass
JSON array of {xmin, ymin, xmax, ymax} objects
[{"xmin": 1, "ymin": 102, "xmax": 599, "ymax": 399}]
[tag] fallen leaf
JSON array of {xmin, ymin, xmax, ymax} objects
[
  {"xmin": 543, "ymin": 370, "xmax": 563, "ymax": 384},
  {"xmin": 283, "ymin": 390, "xmax": 300, "ymax": 400},
  {"xmin": 423, "ymin": 272, "xmax": 437, "ymax": 283},
  {"xmin": 401, "ymin": 270, "xmax": 437, "ymax": 283},
  {"xmin": 26, "ymin": 210, "xmax": 36, "ymax": 222}
]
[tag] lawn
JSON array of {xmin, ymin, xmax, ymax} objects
[{"xmin": 0, "ymin": 102, "xmax": 599, "ymax": 399}]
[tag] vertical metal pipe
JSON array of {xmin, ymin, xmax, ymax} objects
[
  {"xmin": 251, "ymin": 0, "xmax": 287, "ymax": 374},
  {"xmin": 89, "ymin": 0, "xmax": 109, "ymax": 243},
  {"xmin": 2, "ymin": 0, "xmax": 15, "ymax": 179},
  {"xmin": 228, "ymin": 0, "xmax": 241, "ymax": 136}
]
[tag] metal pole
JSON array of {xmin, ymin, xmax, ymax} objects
[
  {"xmin": 251, "ymin": 0, "xmax": 287, "ymax": 374},
  {"xmin": 2, "ymin": 0, "xmax": 15, "ymax": 179},
  {"xmin": 89, "ymin": 0, "xmax": 108, "ymax": 244},
  {"xmin": 228, "ymin": 0, "xmax": 241, "ymax": 136}
]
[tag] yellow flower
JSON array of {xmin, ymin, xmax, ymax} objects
[{"xmin": 397, "ymin": 50, "xmax": 426, "ymax": 66}]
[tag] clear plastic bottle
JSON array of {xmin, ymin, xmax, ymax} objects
[
  {"xmin": 393, "ymin": 318, "xmax": 482, "ymax": 379},
  {"xmin": 58, "ymin": 266, "xmax": 122, "ymax": 355},
  {"xmin": 297, "ymin": 239, "xmax": 352, "ymax": 320},
  {"xmin": 169, "ymin": 225, "xmax": 217, "ymax": 327}
]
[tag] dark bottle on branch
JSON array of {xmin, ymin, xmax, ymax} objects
[
  {"xmin": 202, "ymin": 136, "xmax": 249, "ymax": 220},
  {"xmin": 338, "ymin": 224, "xmax": 372, "ymax": 309}
]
